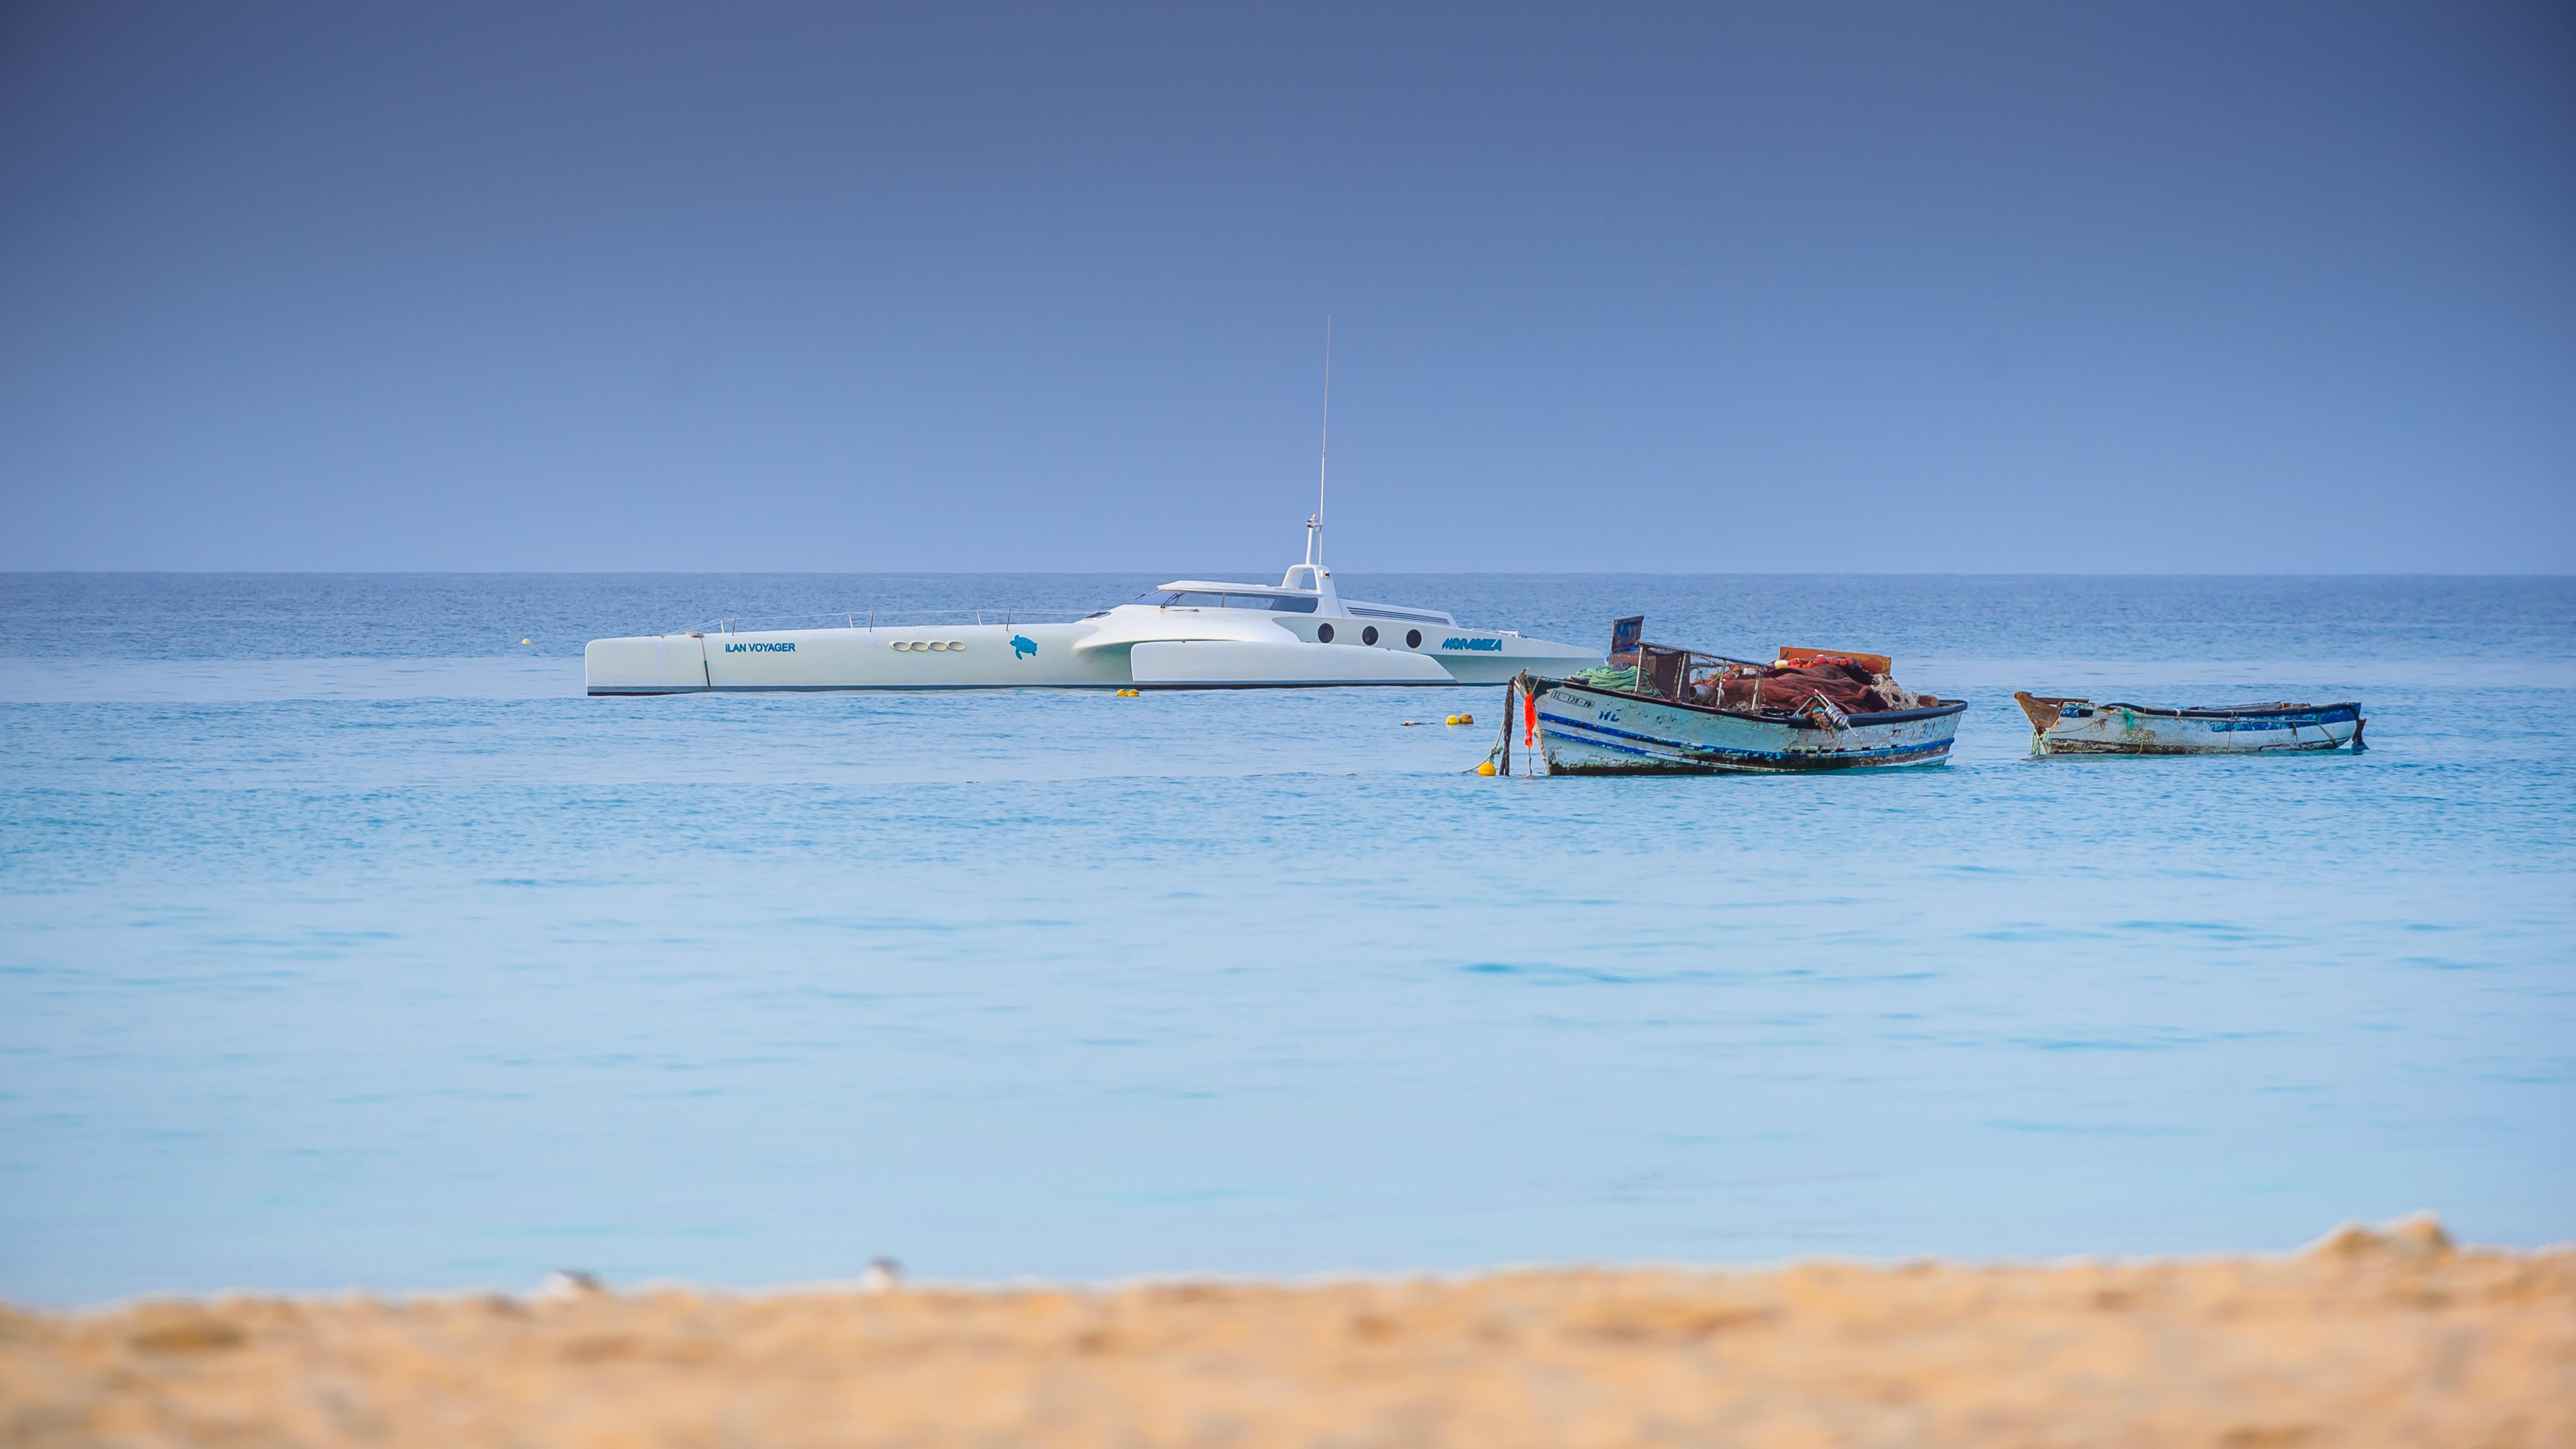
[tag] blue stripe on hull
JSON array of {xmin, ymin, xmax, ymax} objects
[{"xmin": 2099, "ymin": 704, "xmax": 2361, "ymax": 729}]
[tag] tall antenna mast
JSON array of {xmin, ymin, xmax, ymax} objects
[{"xmin": 1311, "ymin": 314, "xmax": 1332, "ymax": 568}]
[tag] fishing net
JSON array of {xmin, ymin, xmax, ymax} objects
[
  {"xmin": 1559, "ymin": 651, "xmax": 1940, "ymax": 720},
  {"xmin": 1696, "ymin": 657, "xmax": 1935, "ymax": 716},
  {"xmin": 1567, "ymin": 664, "xmax": 1641, "ymax": 691}
]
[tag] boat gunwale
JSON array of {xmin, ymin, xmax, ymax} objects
[{"xmin": 1533, "ymin": 676, "xmax": 1969, "ymax": 730}]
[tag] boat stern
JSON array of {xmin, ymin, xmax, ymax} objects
[{"xmin": 586, "ymin": 633, "xmax": 711, "ymax": 695}]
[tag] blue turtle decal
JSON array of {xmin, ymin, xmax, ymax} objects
[{"xmin": 1011, "ymin": 634, "xmax": 1037, "ymax": 659}]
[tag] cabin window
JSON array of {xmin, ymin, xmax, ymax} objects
[
  {"xmin": 1151, "ymin": 591, "xmax": 1318, "ymax": 613},
  {"xmin": 1362, "ymin": 626, "xmax": 1379, "ymax": 645},
  {"xmin": 1406, "ymin": 629, "xmax": 1422, "ymax": 649},
  {"xmin": 1317, "ymin": 623, "xmax": 1335, "ymax": 643}
]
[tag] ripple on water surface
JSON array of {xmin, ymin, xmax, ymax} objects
[{"xmin": 0, "ymin": 574, "xmax": 2570, "ymax": 1304}]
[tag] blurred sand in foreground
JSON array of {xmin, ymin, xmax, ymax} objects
[{"xmin": 4, "ymin": 1216, "xmax": 2570, "ymax": 1448}]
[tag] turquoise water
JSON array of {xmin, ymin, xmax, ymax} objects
[{"xmin": 3, "ymin": 574, "xmax": 2571, "ymax": 1304}]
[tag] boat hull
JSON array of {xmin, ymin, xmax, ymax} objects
[
  {"xmin": 1534, "ymin": 681, "xmax": 1966, "ymax": 774},
  {"xmin": 2016, "ymin": 695, "xmax": 2364, "ymax": 756},
  {"xmin": 587, "ymin": 616, "xmax": 1600, "ymax": 694}
]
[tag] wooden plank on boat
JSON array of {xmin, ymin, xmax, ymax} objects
[{"xmin": 1778, "ymin": 645, "xmax": 1893, "ymax": 675}]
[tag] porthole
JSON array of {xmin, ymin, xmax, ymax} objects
[
  {"xmin": 1406, "ymin": 629, "xmax": 1422, "ymax": 649},
  {"xmin": 1317, "ymin": 622, "xmax": 1335, "ymax": 643},
  {"xmin": 1362, "ymin": 626, "xmax": 1379, "ymax": 646}
]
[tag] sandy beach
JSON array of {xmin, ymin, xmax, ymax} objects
[{"xmin": 4, "ymin": 1217, "xmax": 2568, "ymax": 1448}]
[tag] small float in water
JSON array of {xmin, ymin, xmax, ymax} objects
[
  {"xmin": 2013, "ymin": 693, "xmax": 2365, "ymax": 755},
  {"xmin": 1505, "ymin": 618, "xmax": 1966, "ymax": 775}
]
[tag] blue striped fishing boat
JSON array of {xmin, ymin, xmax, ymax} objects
[
  {"xmin": 1534, "ymin": 681, "xmax": 1966, "ymax": 773},
  {"xmin": 2014, "ymin": 694, "xmax": 2365, "ymax": 755},
  {"xmin": 1517, "ymin": 627, "xmax": 1966, "ymax": 775}
]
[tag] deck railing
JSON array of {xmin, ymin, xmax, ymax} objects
[{"xmin": 691, "ymin": 608, "xmax": 1106, "ymax": 635}]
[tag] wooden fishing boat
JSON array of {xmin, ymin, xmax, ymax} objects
[
  {"xmin": 1510, "ymin": 621, "xmax": 1965, "ymax": 775},
  {"xmin": 2013, "ymin": 693, "xmax": 2366, "ymax": 755}
]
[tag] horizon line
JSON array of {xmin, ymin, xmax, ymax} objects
[{"xmin": 4, "ymin": 568, "xmax": 2571, "ymax": 581}]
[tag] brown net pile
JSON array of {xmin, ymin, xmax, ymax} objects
[{"xmin": 1693, "ymin": 657, "xmax": 1939, "ymax": 717}]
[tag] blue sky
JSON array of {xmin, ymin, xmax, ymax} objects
[{"xmin": 2, "ymin": 2, "xmax": 2570, "ymax": 572}]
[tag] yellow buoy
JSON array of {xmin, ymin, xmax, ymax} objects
[
  {"xmin": 1476, "ymin": 761, "xmax": 1497, "ymax": 775},
  {"xmin": 1443, "ymin": 714, "xmax": 1460, "ymax": 726},
  {"xmin": 1117, "ymin": 688, "xmax": 1140, "ymax": 697},
  {"xmin": 520, "ymin": 638, "xmax": 530, "ymax": 645}
]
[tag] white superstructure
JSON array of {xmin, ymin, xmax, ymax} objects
[{"xmin": 585, "ymin": 520, "xmax": 1600, "ymax": 695}]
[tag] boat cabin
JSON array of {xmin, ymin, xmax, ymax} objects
[{"xmin": 1138, "ymin": 576, "xmax": 1457, "ymax": 627}]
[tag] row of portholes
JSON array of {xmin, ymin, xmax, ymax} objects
[
  {"xmin": 1314, "ymin": 625, "xmax": 1427, "ymax": 650},
  {"xmin": 891, "ymin": 639, "xmax": 965, "ymax": 651}
]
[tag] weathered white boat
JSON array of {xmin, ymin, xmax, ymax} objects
[
  {"xmin": 1519, "ymin": 628, "xmax": 1965, "ymax": 774},
  {"xmin": 2014, "ymin": 693, "xmax": 2366, "ymax": 755},
  {"xmin": 585, "ymin": 519, "xmax": 1601, "ymax": 695}
]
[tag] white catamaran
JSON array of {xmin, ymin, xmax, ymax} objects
[
  {"xmin": 588, "ymin": 323, "xmax": 1598, "ymax": 696},
  {"xmin": 583, "ymin": 519, "xmax": 1600, "ymax": 695}
]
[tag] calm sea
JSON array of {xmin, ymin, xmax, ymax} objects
[{"xmin": 3, "ymin": 574, "xmax": 2571, "ymax": 1305}]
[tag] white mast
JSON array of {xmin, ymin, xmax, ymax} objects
[{"xmin": 1307, "ymin": 314, "xmax": 1331, "ymax": 569}]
